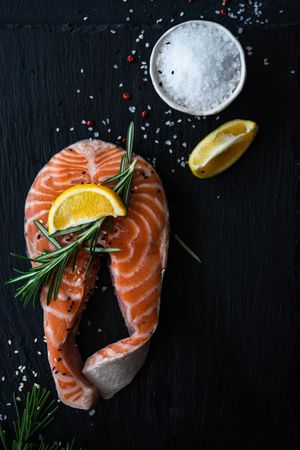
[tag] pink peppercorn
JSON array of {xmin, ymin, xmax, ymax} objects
[
  {"xmin": 122, "ymin": 92, "xmax": 131, "ymax": 100},
  {"xmin": 127, "ymin": 54, "xmax": 135, "ymax": 63}
]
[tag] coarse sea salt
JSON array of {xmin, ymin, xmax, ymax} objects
[{"xmin": 155, "ymin": 22, "xmax": 242, "ymax": 113}]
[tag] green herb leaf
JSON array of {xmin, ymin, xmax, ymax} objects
[
  {"xmin": 82, "ymin": 246, "xmax": 121, "ymax": 253},
  {"xmin": 34, "ymin": 221, "xmax": 61, "ymax": 249},
  {"xmin": 175, "ymin": 234, "xmax": 201, "ymax": 264},
  {"xmin": 126, "ymin": 121, "xmax": 134, "ymax": 164}
]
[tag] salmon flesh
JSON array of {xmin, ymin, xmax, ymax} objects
[{"xmin": 25, "ymin": 140, "xmax": 169, "ymax": 409}]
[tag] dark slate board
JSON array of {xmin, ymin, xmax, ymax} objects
[{"xmin": 0, "ymin": 1, "xmax": 300, "ymax": 449}]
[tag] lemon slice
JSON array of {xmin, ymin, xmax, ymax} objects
[
  {"xmin": 48, "ymin": 184, "xmax": 126, "ymax": 234},
  {"xmin": 188, "ymin": 119, "xmax": 258, "ymax": 179}
]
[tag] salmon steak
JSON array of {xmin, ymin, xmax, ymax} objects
[{"xmin": 25, "ymin": 139, "xmax": 169, "ymax": 410}]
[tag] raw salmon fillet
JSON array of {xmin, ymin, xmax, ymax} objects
[{"xmin": 25, "ymin": 139, "xmax": 169, "ymax": 409}]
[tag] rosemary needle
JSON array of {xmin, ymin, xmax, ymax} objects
[{"xmin": 175, "ymin": 234, "xmax": 201, "ymax": 264}]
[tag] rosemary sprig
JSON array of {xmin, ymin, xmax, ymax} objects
[
  {"xmin": 103, "ymin": 121, "xmax": 135, "ymax": 206},
  {"xmin": 7, "ymin": 122, "xmax": 137, "ymax": 308},
  {"xmin": 6, "ymin": 219, "xmax": 118, "ymax": 307},
  {"xmin": 0, "ymin": 386, "xmax": 84, "ymax": 450},
  {"xmin": 175, "ymin": 234, "xmax": 201, "ymax": 264}
]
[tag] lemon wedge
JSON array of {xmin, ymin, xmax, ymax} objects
[
  {"xmin": 188, "ymin": 119, "xmax": 258, "ymax": 179},
  {"xmin": 48, "ymin": 184, "xmax": 126, "ymax": 234}
]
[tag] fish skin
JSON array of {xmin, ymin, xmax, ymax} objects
[{"xmin": 24, "ymin": 139, "xmax": 169, "ymax": 409}]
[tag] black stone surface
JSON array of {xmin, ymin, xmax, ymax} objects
[{"xmin": 0, "ymin": 1, "xmax": 299, "ymax": 449}]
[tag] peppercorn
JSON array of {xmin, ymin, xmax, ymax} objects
[
  {"xmin": 122, "ymin": 92, "xmax": 131, "ymax": 100},
  {"xmin": 141, "ymin": 111, "xmax": 149, "ymax": 120},
  {"xmin": 220, "ymin": 7, "xmax": 228, "ymax": 15},
  {"xmin": 86, "ymin": 120, "xmax": 94, "ymax": 127},
  {"xmin": 127, "ymin": 54, "xmax": 135, "ymax": 63}
]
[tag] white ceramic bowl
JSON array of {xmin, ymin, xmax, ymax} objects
[{"xmin": 149, "ymin": 20, "xmax": 247, "ymax": 116}]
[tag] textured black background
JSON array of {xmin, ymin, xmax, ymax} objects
[{"xmin": 0, "ymin": 1, "xmax": 300, "ymax": 449}]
